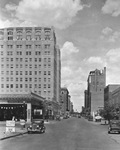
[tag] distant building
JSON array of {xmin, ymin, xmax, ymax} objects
[
  {"xmin": 104, "ymin": 84, "xmax": 120, "ymax": 106},
  {"xmin": 60, "ymin": 87, "xmax": 70, "ymax": 115},
  {"xmin": 86, "ymin": 67, "xmax": 106, "ymax": 115}
]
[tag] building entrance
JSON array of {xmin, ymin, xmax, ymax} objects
[{"xmin": 0, "ymin": 104, "xmax": 27, "ymax": 121}]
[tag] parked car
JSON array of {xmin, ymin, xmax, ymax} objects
[
  {"xmin": 27, "ymin": 120, "xmax": 46, "ymax": 134},
  {"xmin": 88, "ymin": 115, "xmax": 93, "ymax": 121},
  {"xmin": 108, "ymin": 120, "xmax": 120, "ymax": 134}
]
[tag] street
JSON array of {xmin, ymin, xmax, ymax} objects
[{"xmin": 0, "ymin": 117, "xmax": 120, "ymax": 150}]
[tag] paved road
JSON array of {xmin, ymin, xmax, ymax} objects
[{"xmin": 0, "ymin": 117, "xmax": 120, "ymax": 150}]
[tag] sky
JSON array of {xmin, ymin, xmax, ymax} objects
[{"xmin": 1, "ymin": 0, "xmax": 120, "ymax": 112}]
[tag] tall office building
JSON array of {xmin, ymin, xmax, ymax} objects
[
  {"xmin": 0, "ymin": 27, "xmax": 61, "ymax": 103},
  {"xmin": 87, "ymin": 67, "xmax": 106, "ymax": 115}
]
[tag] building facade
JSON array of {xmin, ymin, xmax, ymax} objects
[
  {"xmin": 0, "ymin": 27, "xmax": 61, "ymax": 121},
  {"xmin": 60, "ymin": 87, "xmax": 69, "ymax": 115},
  {"xmin": 86, "ymin": 67, "xmax": 106, "ymax": 115},
  {"xmin": 104, "ymin": 84, "xmax": 120, "ymax": 106}
]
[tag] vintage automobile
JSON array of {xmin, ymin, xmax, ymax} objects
[
  {"xmin": 108, "ymin": 120, "xmax": 120, "ymax": 134},
  {"xmin": 27, "ymin": 120, "xmax": 46, "ymax": 134}
]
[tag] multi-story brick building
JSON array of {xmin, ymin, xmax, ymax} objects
[
  {"xmin": 86, "ymin": 67, "xmax": 106, "ymax": 115},
  {"xmin": 104, "ymin": 84, "xmax": 120, "ymax": 106},
  {"xmin": 0, "ymin": 27, "xmax": 61, "ymax": 121}
]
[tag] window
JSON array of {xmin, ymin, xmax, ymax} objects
[
  {"xmin": 10, "ymin": 64, "xmax": 13, "ymax": 68},
  {"xmin": 11, "ymin": 58, "xmax": 13, "ymax": 61},
  {"xmin": 10, "ymin": 71, "xmax": 13, "ymax": 75},
  {"xmin": 8, "ymin": 30, "xmax": 13, "ymax": 41},
  {"xmin": 48, "ymin": 58, "xmax": 51, "ymax": 62},
  {"xmin": 6, "ymin": 77, "xmax": 9, "ymax": 81},
  {"xmin": 26, "ymin": 45, "xmax": 31, "ymax": 49},
  {"xmin": 35, "ymin": 71, "xmax": 37, "ymax": 75},
  {"xmin": 29, "ymin": 58, "xmax": 32, "ymax": 62},
  {"xmin": 17, "ymin": 31, "xmax": 22, "ymax": 40},
  {"xmin": 0, "ymin": 45, "xmax": 3, "ymax": 48},
  {"xmin": 20, "ymin": 71, "xmax": 22, "ymax": 75},
  {"xmin": 25, "ymin": 84, "xmax": 28, "ymax": 88},
  {"xmin": 48, "ymin": 71, "xmax": 51, "ymax": 75},
  {"xmin": 0, "ymin": 30, "xmax": 4, "ymax": 40},
  {"xmin": 6, "ymin": 84, "xmax": 9, "ymax": 88},
  {"xmin": 35, "ymin": 84, "xmax": 37, "ymax": 88},
  {"xmin": 44, "ymin": 84, "xmax": 46, "ymax": 88},
  {"xmin": 29, "ymin": 84, "xmax": 32, "ymax": 88},
  {"xmin": 44, "ymin": 58, "xmax": 47, "ymax": 62},
  {"xmin": 48, "ymin": 84, "xmax": 51, "ymax": 88},
  {"xmin": 25, "ymin": 58, "xmax": 28, "ymax": 62},
  {"xmin": 39, "ymin": 71, "xmax": 41, "ymax": 75},
  {"xmin": 7, "ymin": 51, "xmax": 13, "ymax": 55},
  {"xmin": 25, "ymin": 78, "xmax": 28, "ymax": 82},
  {"xmin": 39, "ymin": 84, "xmax": 41, "ymax": 88},
  {"xmin": 10, "ymin": 84, "xmax": 13, "ymax": 88},
  {"xmin": 29, "ymin": 64, "xmax": 32, "ymax": 68},
  {"xmin": 1, "ymin": 58, "xmax": 4, "ymax": 62},
  {"xmin": 26, "ymin": 31, "xmax": 32, "ymax": 40},
  {"xmin": 16, "ymin": 78, "xmax": 19, "ymax": 81},
  {"xmin": 35, "ymin": 64, "xmax": 37, "ymax": 68},
  {"xmin": 35, "ymin": 78, "xmax": 37, "ymax": 82},
  {"xmin": 29, "ymin": 71, "xmax": 32, "ymax": 75},
  {"xmin": 16, "ymin": 71, "xmax": 18, "ymax": 75},
  {"xmin": 20, "ymin": 84, "xmax": 22, "ymax": 88},
  {"xmin": 35, "ymin": 51, "xmax": 41, "ymax": 55},
  {"xmin": 10, "ymin": 77, "xmax": 13, "ymax": 81},
  {"xmin": 29, "ymin": 78, "xmax": 32, "ymax": 81},
  {"xmin": 8, "ymin": 36, "xmax": 13, "ymax": 40},
  {"xmin": 45, "ymin": 30, "xmax": 50, "ymax": 40},
  {"xmin": 1, "ymin": 84, "xmax": 4, "ymax": 88},
  {"xmin": 26, "ymin": 51, "xmax": 31, "ymax": 55},
  {"xmin": 1, "ymin": 71, "xmax": 4, "ymax": 75},
  {"xmin": 25, "ymin": 71, "xmax": 28, "ymax": 75},
  {"xmin": 35, "ymin": 58, "xmax": 37, "ymax": 62},
  {"xmin": 20, "ymin": 58, "xmax": 23, "ymax": 62},
  {"xmin": 44, "ymin": 78, "xmax": 46, "ymax": 82},
  {"xmin": 16, "ymin": 84, "xmax": 18, "ymax": 88},
  {"xmin": 44, "ymin": 44, "xmax": 50, "ymax": 49},
  {"xmin": 35, "ymin": 31, "xmax": 41, "ymax": 40},
  {"xmin": 16, "ymin": 45, "xmax": 22, "ymax": 48},
  {"xmin": 35, "ymin": 45, "xmax": 41, "ymax": 49},
  {"xmin": 44, "ymin": 71, "xmax": 46, "ymax": 75},
  {"xmin": 39, "ymin": 78, "xmax": 41, "ymax": 82}
]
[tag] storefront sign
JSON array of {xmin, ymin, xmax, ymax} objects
[{"xmin": 6, "ymin": 120, "xmax": 15, "ymax": 133}]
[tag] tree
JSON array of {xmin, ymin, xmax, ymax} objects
[{"xmin": 99, "ymin": 102, "xmax": 115, "ymax": 122}]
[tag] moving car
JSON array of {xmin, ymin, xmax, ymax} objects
[
  {"xmin": 108, "ymin": 120, "xmax": 120, "ymax": 134},
  {"xmin": 27, "ymin": 120, "xmax": 46, "ymax": 134}
]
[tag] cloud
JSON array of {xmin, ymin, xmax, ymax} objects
[
  {"xmin": 101, "ymin": 27, "xmax": 120, "ymax": 43},
  {"xmin": 102, "ymin": 27, "xmax": 113, "ymax": 35},
  {"xmin": 86, "ymin": 57, "xmax": 103, "ymax": 64},
  {"xmin": 102, "ymin": 0, "xmax": 120, "ymax": 17},
  {"xmin": 2, "ymin": 0, "xmax": 84, "ymax": 29},
  {"xmin": 61, "ymin": 41, "xmax": 79, "ymax": 58}
]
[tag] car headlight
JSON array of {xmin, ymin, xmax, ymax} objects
[
  {"xmin": 30, "ymin": 125, "xmax": 32, "ymax": 128},
  {"xmin": 37, "ymin": 125, "xmax": 39, "ymax": 128}
]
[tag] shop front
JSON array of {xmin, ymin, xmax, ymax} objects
[{"xmin": 0, "ymin": 92, "xmax": 45, "ymax": 123}]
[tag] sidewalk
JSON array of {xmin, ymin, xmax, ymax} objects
[
  {"xmin": 0, "ymin": 121, "xmax": 28, "ymax": 140},
  {"xmin": 0, "ymin": 120, "xmax": 55, "ymax": 140}
]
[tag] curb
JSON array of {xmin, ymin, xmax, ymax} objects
[{"xmin": 0, "ymin": 131, "xmax": 28, "ymax": 140}]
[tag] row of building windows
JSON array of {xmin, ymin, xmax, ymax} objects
[
  {"xmin": 0, "ymin": 71, "xmax": 51, "ymax": 75},
  {"xmin": 1, "ymin": 77, "xmax": 51, "ymax": 82},
  {"xmin": 0, "ymin": 64, "xmax": 51, "ymax": 69},
  {"xmin": 1, "ymin": 84, "xmax": 51, "ymax": 89},
  {"xmin": 0, "ymin": 57, "xmax": 51, "ymax": 62},
  {"xmin": 0, "ymin": 44, "xmax": 51, "ymax": 49},
  {"xmin": 0, "ymin": 51, "xmax": 51, "ymax": 56}
]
